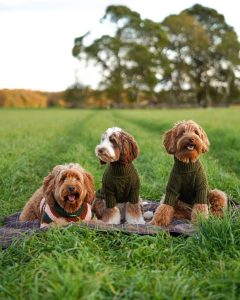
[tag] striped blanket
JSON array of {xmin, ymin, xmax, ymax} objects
[{"xmin": 0, "ymin": 200, "xmax": 197, "ymax": 249}]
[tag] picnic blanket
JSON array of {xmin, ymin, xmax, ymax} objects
[{"xmin": 0, "ymin": 200, "xmax": 201, "ymax": 249}]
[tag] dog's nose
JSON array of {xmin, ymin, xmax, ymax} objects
[
  {"xmin": 67, "ymin": 186, "xmax": 75, "ymax": 193},
  {"xmin": 98, "ymin": 148, "xmax": 105, "ymax": 154},
  {"xmin": 189, "ymin": 138, "xmax": 194, "ymax": 143}
]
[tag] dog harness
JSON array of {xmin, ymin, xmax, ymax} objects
[{"xmin": 39, "ymin": 198, "xmax": 92, "ymax": 228}]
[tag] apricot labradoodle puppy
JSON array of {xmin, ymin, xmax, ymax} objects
[
  {"xmin": 92, "ymin": 127, "xmax": 145, "ymax": 225},
  {"xmin": 19, "ymin": 163, "xmax": 95, "ymax": 228},
  {"xmin": 150, "ymin": 120, "xmax": 228, "ymax": 226}
]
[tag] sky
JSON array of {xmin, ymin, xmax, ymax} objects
[{"xmin": 0, "ymin": 0, "xmax": 240, "ymax": 92}]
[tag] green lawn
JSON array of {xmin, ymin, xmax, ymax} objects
[{"xmin": 0, "ymin": 108, "xmax": 240, "ymax": 300}]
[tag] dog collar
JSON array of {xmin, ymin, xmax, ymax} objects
[
  {"xmin": 40, "ymin": 198, "xmax": 92, "ymax": 228},
  {"xmin": 53, "ymin": 201, "xmax": 86, "ymax": 218}
]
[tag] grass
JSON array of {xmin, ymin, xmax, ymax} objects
[{"xmin": 0, "ymin": 108, "xmax": 240, "ymax": 300}]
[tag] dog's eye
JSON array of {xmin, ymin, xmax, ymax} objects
[
  {"xmin": 178, "ymin": 130, "xmax": 185, "ymax": 136},
  {"xmin": 109, "ymin": 137, "xmax": 117, "ymax": 146},
  {"xmin": 194, "ymin": 130, "xmax": 200, "ymax": 136},
  {"xmin": 61, "ymin": 175, "xmax": 66, "ymax": 181},
  {"xmin": 76, "ymin": 176, "xmax": 81, "ymax": 181}
]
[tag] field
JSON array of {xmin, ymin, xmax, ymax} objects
[{"xmin": 0, "ymin": 108, "xmax": 240, "ymax": 300}]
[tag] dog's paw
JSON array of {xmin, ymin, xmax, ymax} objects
[
  {"xmin": 125, "ymin": 202, "xmax": 145, "ymax": 224},
  {"xmin": 208, "ymin": 189, "xmax": 228, "ymax": 217},
  {"xmin": 102, "ymin": 207, "xmax": 121, "ymax": 224},
  {"xmin": 191, "ymin": 204, "xmax": 209, "ymax": 223},
  {"xmin": 150, "ymin": 204, "xmax": 174, "ymax": 226},
  {"xmin": 126, "ymin": 216, "xmax": 145, "ymax": 225}
]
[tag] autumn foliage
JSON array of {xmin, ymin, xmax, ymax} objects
[{"xmin": 0, "ymin": 89, "xmax": 65, "ymax": 108}]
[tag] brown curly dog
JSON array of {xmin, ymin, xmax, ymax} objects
[
  {"xmin": 19, "ymin": 163, "xmax": 95, "ymax": 228},
  {"xmin": 150, "ymin": 120, "xmax": 228, "ymax": 226}
]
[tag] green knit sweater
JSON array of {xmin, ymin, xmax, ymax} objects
[
  {"xmin": 96, "ymin": 162, "xmax": 140, "ymax": 208},
  {"xmin": 164, "ymin": 158, "xmax": 209, "ymax": 206}
]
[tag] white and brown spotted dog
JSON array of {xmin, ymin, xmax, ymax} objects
[
  {"xmin": 150, "ymin": 120, "xmax": 228, "ymax": 226},
  {"xmin": 92, "ymin": 127, "xmax": 145, "ymax": 225},
  {"xmin": 19, "ymin": 163, "xmax": 95, "ymax": 228}
]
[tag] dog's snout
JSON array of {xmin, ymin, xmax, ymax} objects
[
  {"xmin": 189, "ymin": 138, "xmax": 194, "ymax": 143},
  {"xmin": 98, "ymin": 148, "xmax": 106, "ymax": 154},
  {"xmin": 67, "ymin": 186, "xmax": 75, "ymax": 193}
]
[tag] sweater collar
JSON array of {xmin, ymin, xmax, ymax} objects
[
  {"xmin": 53, "ymin": 201, "xmax": 86, "ymax": 218},
  {"xmin": 173, "ymin": 157, "xmax": 201, "ymax": 173},
  {"xmin": 109, "ymin": 162, "xmax": 134, "ymax": 176}
]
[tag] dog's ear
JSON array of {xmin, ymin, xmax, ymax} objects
[
  {"xmin": 119, "ymin": 131, "xmax": 139, "ymax": 164},
  {"xmin": 43, "ymin": 165, "xmax": 62, "ymax": 207},
  {"xmin": 83, "ymin": 171, "xmax": 95, "ymax": 204},
  {"xmin": 163, "ymin": 128, "xmax": 176, "ymax": 154},
  {"xmin": 199, "ymin": 126, "xmax": 210, "ymax": 153}
]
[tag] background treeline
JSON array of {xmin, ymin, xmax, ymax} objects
[
  {"xmin": 0, "ymin": 89, "xmax": 64, "ymax": 108},
  {"xmin": 72, "ymin": 4, "xmax": 240, "ymax": 108},
  {"xmin": 1, "ymin": 4, "xmax": 240, "ymax": 109},
  {"xmin": 0, "ymin": 88, "xmax": 110, "ymax": 108}
]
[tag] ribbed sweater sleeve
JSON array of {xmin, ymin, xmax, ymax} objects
[
  {"xmin": 105, "ymin": 191, "xmax": 117, "ymax": 208},
  {"xmin": 194, "ymin": 167, "xmax": 208, "ymax": 204},
  {"xmin": 164, "ymin": 170, "xmax": 181, "ymax": 206},
  {"xmin": 102, "ymin": 167, "xmax": 117, "ymax": 208},
  {"xmin": 126, "ymin": 174, "xmax": 140, "ymax": 204},
  {"xmin": 127, "ymin": 188, "xmax": 139, "ymax": 204}
]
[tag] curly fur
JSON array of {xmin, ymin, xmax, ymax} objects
[
  {"xmin": 208, "ymin": 189, "xmax": 228, "ymax": 217},
  {"xmin": 151, "ymin": 120, "xmax": 227, "ymax": 226},
  {"xmin": 163, "ymin": 120, "xmax": 209, "ymax": 163},
  {"xmin": 101, "ymin": 207, "xmax": 121, "ymax": 224},
  {"xmin": 19, "ymin": 163, "xmax": 95, "ymax": 222},
  {"xmin": 149, "ymin": 204, "xmax": 174, "ymax": 226},
  {"xmin": 95, "ymin": 127, "xmax": 139, "ymax": 164},
  {"xmin": 94, "ymin": 127, "xmax": 143, "ymax": 224},
  {"xmin": 125, "ymin": 202, "xmax": 145, "ymax": 224},
  {"xmin": 191, "ymin": 203, "xmax": 209, "ymax": 223}
]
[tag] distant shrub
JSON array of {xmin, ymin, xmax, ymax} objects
[{"xmin": 0, "ymin": 89, "xmax": 48, "ymax": 108}]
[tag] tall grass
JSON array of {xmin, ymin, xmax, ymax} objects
[{"xmin": 0, "ymin": 108, "xmax": 240, "ymax": 300}]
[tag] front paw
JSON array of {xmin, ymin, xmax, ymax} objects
[
  {"xmin": 125, "ymin": 203, "xmax": 145, "ymax": 224},
  {"xmin": 102, "ymin": 207, "xmax": 121, "ymax": 224},
  {"xmin": 149, "ymin": 204, "xmax": 174, "ymax": 226},
  {"xmin": 191, "ymin": 204, "xmax": 209, "ymax": 223}
]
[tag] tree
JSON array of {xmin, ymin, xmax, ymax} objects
[
  {"xmin": 162, "ymin": 12, "xmax": 210, "ymax": 105},
  {"xmin": 185, "ymin": 4, "xmax": 240, "ymax": 106},
  {"xmin": 72, "ymin": 5, "xmax": 168, "ymax": 105},
  {"xmin": 72, "ymin": 4, "xmax": 240, "ymax": 107},
  {"xmin": 64, "ymin": 83, "xmax": 90, "ymax": 108}
]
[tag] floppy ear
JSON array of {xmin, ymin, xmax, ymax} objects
[
  {"xmin": 42, "ymin": 165, "xmax": 62, "ymax": 207},
  {"xmin": 163, "ymin": 129, "xmax": 176, "ymax": 154},
  {"xmin": 83, "ymin": 171, "xmax": 95, "ymax": 204},
  {"xmin": 199, "ymin": 126, "xmax": 210, "ymax": 153},
  {"xmin": 119, "ymin": 131, "xmax": 139, "ymax": 164}
]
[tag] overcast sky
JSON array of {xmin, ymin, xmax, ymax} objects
[{"xmin": 0, "ymin": 0, "xmax": 239, "ymax": 92}]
